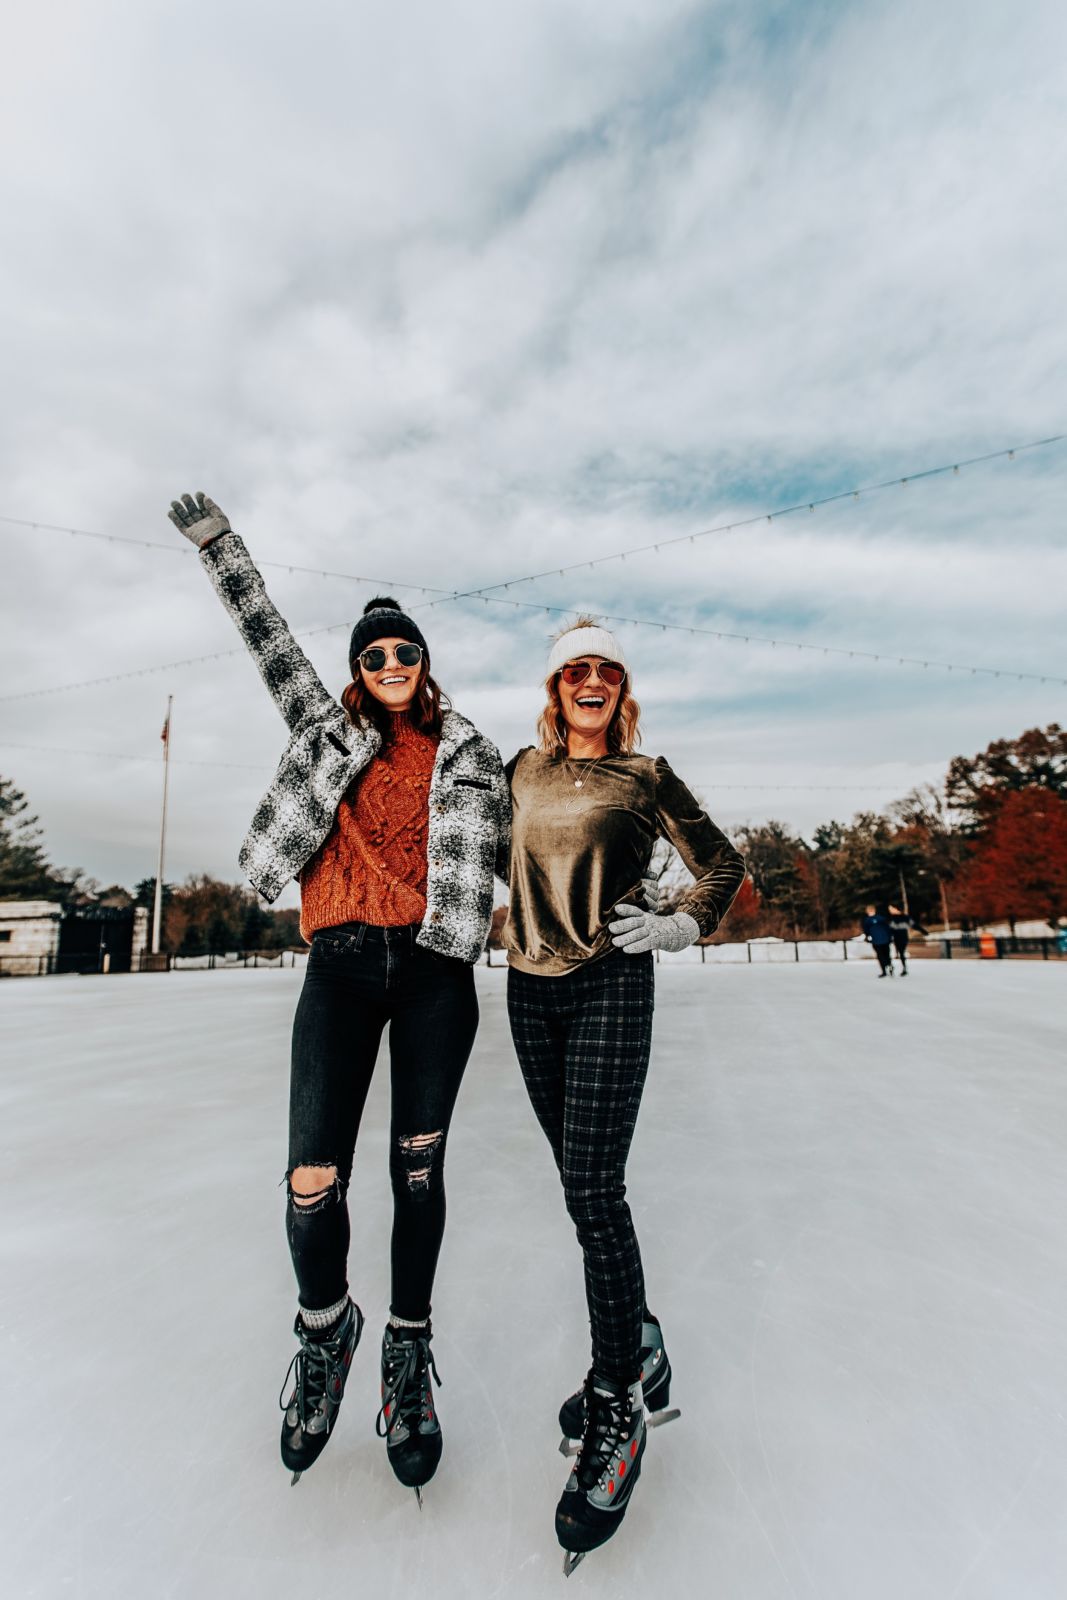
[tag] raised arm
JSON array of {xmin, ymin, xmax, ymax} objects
[{"xmin": 168, "ymin": 491, "xmax": 337, "ymax": 732}]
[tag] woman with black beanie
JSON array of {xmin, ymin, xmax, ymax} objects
[{"xmin": 166, "ymin": 492, "xmax": 510, "ymax": 1502}]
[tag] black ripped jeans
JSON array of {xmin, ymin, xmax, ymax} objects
[{"xmin": 287, "ymin": 922, "xmax": 478, "ymax": 1322}]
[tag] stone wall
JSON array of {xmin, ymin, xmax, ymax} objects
[{"xmin": 0, "ymin": 901, "xmax": 64, "ymax": 976}]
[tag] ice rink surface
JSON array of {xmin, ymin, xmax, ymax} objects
[{"xmin": 3, "ymin": 959, "xmax": 1066, "ymax": 1599}]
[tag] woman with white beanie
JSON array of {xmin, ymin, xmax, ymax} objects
[{"xmin": 502, "ymin": 617, "xmax": 745, "ymax": 1572}]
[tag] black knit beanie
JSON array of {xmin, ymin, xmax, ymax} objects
[{"xmin": 348, "ymin": 596, "xmax": 429, "ymax": 670}]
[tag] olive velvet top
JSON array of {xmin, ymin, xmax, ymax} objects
[{"xmin": 502, "ymin": 749, "xmax": 746, "ymax": 976}]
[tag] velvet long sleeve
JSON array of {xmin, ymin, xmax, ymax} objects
[
  {"xmin": 652, "ymin": 757, "xmax": 746, "ymax": 936},
  {"xmin": 503, "ymin": 749, "xmax": 746, "ymax": 974}
]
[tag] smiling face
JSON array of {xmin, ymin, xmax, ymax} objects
[
  {"xmin": 358, "ymin": 636, "xmax": 422, "ymax": 712},
  {"xmin": 557, "ymin": 656, "xmax": 625, "ymax": 750}
]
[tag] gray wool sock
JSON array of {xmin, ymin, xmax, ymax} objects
[{"xmin": 299, "ymin": 1294, "xmax": 349, "ymax": 1333}]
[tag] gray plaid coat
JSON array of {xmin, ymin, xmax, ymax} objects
[{"xmin": 200, "ymin": 534, "xmax": 511, "ymax": 963}]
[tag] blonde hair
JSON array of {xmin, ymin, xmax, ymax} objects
[{"xmin": 535, "ymin": 617, "xmax": 642, "ymax": 756}]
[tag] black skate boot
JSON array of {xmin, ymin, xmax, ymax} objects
[
  {"xmin": 559, "ymin": 1316, "xmax": 679, "ymax": 1452},
  {"xmin": 279, "ymin": 1298, "xmax": 364, "ymax": 1484},
  {"xmin": 556, "ymin": 1373, "xmax": 646, "ymax": 1576},
  {"xmin": 375, "ymin": 1323, "xmax": 443, "ymax": 1506}
]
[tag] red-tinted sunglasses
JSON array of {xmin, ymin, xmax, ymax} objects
[{"xmin": 559, "ymin": 659, "xmax": 626, "ymax": 687}]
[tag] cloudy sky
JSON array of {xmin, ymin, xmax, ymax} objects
[{"xmin": 1, "ymin": 0, "xmax": 1064, "ymax": 903}]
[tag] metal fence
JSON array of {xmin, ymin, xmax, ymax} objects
[
  {"xmin": 0, "ymin": 949, "xmax": 304, "ymax": 977},
  {"xmin": 134, "ymin": 950, "xmax": 303, "ymax": 972},
  {"xmin": 5, "ymin": 936, "xmax": 1064, "ymax": 978}
]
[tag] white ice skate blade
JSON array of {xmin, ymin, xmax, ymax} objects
[
  {"xmin": 563, "ymin": 1550, "xmax": 587, "ymax": 1577},
  {"xmin": 647, "ymin": 1405, "xmax": 681, "ymax": 1430}
]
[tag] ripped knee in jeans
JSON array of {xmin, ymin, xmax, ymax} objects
[
  {"xmin": 394, "ymin": 1131, "xmax": 444, "ymax": 1196},
  {"xmin": 287, "ymin": 1163, "xmax": 343, "ymax": 1212}
]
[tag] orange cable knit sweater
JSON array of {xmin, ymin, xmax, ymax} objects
[{"xmin": 299, "ymin": 715, "xmax": 439, "ymax": 940}]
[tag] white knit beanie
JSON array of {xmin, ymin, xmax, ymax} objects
[{"xmin": 546, "ymin": 624, "xmax": 628, "ymax": 678}]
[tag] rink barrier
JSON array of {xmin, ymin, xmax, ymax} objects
[
  {"xmin": 4, "ymin": 937, "xmax": 1064, "ymax": 978},
  {"xmin": 487, "ymin": 936, "xmax": 1064, "ymax": 966},
  {"xmin": 0, "ymin": 949, "xmax": 306, "ymax": 976},
  {"xmin": 940, "ymin": 934, "xmax": 1066, "ymax": 960},
  {"xmin": 140, "ymin": 950, "xmax": 303, "ymax": 972}
]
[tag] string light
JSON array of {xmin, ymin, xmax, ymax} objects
[
  {"xmin": 7, "ymin": 579, "xmax": 1051, "ymax": 703},
  {"xmin": 1, "ymin": 433, "xmax": 1063, "ymax": 702},
  {"xmin": 434, "ymin": 592, "xmax": 1067, "ymax": 686},
  {"xmin": 426, "ymin": 434, "xmax": 1064, "ymax": 608},
  {"xmin": 0, "ymin": 514, "xmax": 449, "ymax": 595},
  {"xmin": 3, "ymin": 436, "xmax": 1059, "ymax": 609},
  {"xmin": 0, "ymin": 615, "xmax": 356, "ymax": 702},
  {"xmin": 0, "ymin": 739, "xmax": 268, "ymax": 771}
]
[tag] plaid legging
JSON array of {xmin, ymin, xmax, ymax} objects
[{"xmin": 507, "ymin": 949, "xmax": 655, "ymax": 1384}]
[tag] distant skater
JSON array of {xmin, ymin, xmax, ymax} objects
[
  {"xmin": 166, "ymin": 492, "xmax": 510, "ymax": 1501},
  {"xmin": 501, "ymin": 618, "xmax": 745, "ymax": 1573},
  {"xmin": 887, "ymin": 905, "xmax": 927, "ymax": 975},
  {"xmin": 861, "ymin": 904, "xmax": 894, "ymax": 976}
]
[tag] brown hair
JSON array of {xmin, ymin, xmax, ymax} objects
[
  {"xmin": 341, "ymin": 659, "xmax": 450, "ymax": 742},
  {"xmin": 535, "ymin": 617, "xmax": 642, "ymax": 756}
]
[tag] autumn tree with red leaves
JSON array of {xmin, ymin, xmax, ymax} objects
[
  {"xmin": 946, "ymin": 724, "xmax": 1067, "ymax": 831},
  {"xmin": 958, "ymin": 789, "xmax": 1067, "ymax": 930},
  {"xmin": 708, "ymin": 875, "xmax": 770, "ymax": 941}
]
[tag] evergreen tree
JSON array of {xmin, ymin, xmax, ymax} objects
[{"xmin": 0, "ymin": 776, "xmax": 60, "ymax": 899}]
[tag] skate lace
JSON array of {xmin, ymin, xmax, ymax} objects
[
  {"xmin": 575, "ymin": 1381, "xmax": 629, "ymax": 1492},
  {"xmin": 375, "ymin": 1334, "xmax": 441, "ymax": 1438},
  {"xmin": 278, "ymin": 1322, "xmax": 347, "ymax": 1427}
]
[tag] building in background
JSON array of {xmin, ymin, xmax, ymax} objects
[{"xmin": 0, "ymin": 900, "xmax": 149, "ymax": 977}]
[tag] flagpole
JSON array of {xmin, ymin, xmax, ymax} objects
[{"xmin": 152, "ymin": 696, "xmax": 173, "ymax": 956}]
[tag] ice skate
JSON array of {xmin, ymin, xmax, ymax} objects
[
  {"xmin": 376, "ymin": 1322, "xmax": 443, "ymax": 1504},
  {"xmin": 279, "ymin": 1298, "xmax": 363, "ymax": 1484},
  {"xmin": 557, "ymin": 1373, "xmax": 645, "ymax": 1575},
  {"xmin": 559, "ymin": 1317, "xmax": 679, "ymax": 1455}
]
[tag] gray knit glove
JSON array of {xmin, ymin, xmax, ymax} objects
[
  {"xmin": 167, "ymin": 490, "xmax": 231, "ymax": 548},
  {"xmin": 640, "ymin": 875, "xmax": 664, "ymax": 913},
  {"xmin": 609, "ymin": 904, "xmax": 701, "ymax": 955}
]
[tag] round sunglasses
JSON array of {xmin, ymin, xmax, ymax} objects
[
  {"xmin": 358, "ymin": 642, "xmax": 425, "ymax": 672},
  {"xmin": 558, "ymin": 658, "xmax": 626, "ymax": 687}
]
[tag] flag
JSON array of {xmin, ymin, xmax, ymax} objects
[{"xmin": 161, "ymin": 704, "xmax": 171, "ymax": 747}]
